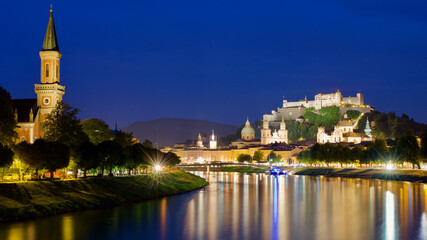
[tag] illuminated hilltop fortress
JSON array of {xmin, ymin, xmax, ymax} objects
[
  {"xmin": 12, "ymin": 8, "xmax": 65, "ymax": 143},
  {"xmin": 263, "ymin": 90, "xmax": 370, "ymax": 125}
]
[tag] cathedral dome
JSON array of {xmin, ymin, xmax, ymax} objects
[
  {"xmin": 241, "ymin": 118, "xmax": 255, "ymax": 141},
  {"xmin": 241, "ymin": 126, "xmax": 255, "ymax": 135}
]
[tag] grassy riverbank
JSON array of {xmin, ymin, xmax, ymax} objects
[
  {"xmin": 0, "ymin": 170, "xmax": 208, "ymax": 221},
  {"xmin": 292, "ymin": 168, "xmax": 427, "ymax": 183}
]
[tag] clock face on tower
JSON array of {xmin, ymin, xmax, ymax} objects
[{"xmin": 43, "ymin": 97, "xmax": 50, "ymax": 106}]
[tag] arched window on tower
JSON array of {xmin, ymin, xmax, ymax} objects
[
  {"xmin": 45, "ymin": 63, "xmax": 49, "ymax": 77},
  {"xmin": 56, "ymin": 64, "xmax": 59, "ymax": 79}
]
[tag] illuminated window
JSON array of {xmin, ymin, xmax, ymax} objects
[
  {"xmin": 45, "ymin": 63, "xmax": 49, "ymax": 77},
  {"xmin": 20, "ymin": 136, "xmax": 27, "ymax": 143},
  {"xmin": 56, "ymin": 64, "xmax": 59, "ymax": 78}
]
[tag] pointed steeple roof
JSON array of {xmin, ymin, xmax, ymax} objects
[{"xmin": 42, "ymin": 7, "xmax": 59, "ymax": 51}]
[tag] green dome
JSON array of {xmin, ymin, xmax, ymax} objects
[{"xmin": 241, "ymin": 126, "xmax": 255, "ymax": 135}]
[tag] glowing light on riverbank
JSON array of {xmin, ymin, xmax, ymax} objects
[{"xmin": 155, "ymin": 165, "xmax": 161, "ymax": 172}]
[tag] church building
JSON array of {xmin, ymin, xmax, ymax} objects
[
  {"xmin": 12, "ymin": 8, "xmax": 65, "ymax": 143},
  {"xmin": 317, "ymin": 115, "xmax": 372, "ymax": 144}
]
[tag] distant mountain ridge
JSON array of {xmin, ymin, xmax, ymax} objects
[{"xmin": 122, "ymin": 118, "xmax": 238, "ymax": 147}]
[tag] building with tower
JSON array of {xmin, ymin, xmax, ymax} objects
[
  {"xmin": 209, "ymin": 130, "xmax": 217, "ymax": 149},
  {"xmin": 261, "ymin": 117, "xmax": 288, "ymax": 145},
  {"xmin": 263, "ymin": 90, "xmax": 371, "ymax": 127},
  {"xmin": 196, "ymin": 133, "xmax": 204, "ymax": 148},
  {"xmin": 12, "ymin": 8, "xmax": 65, "ymax": 143},
  {"xmin": 317, "ymin": 114, "xmax": 372, "ymax": 144},
  {"xmin": 241, "ymin": 118, "xmax": 255, "ymax": 141}
]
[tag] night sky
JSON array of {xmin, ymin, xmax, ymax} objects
[{"xmin": 1, "ymin": 0, "xmax": 426, "ymax": 127}]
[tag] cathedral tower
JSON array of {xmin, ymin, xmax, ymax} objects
[
  {"xmin": 278, "ymin": 117, "xmax": 288, "ymax": 143},
  {"xmin": 261, "ymin": 118, "xmax": 271, "ymax": 145},
  {"xmin": 35, "ymin": 7, "xmax": 65, "ymax": 125}
]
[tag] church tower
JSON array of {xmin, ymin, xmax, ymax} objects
[
  {"xmin": 209, "ymin": 130, "xmax": 217, "ymax": 149},
  {"xmin": 35, "ymin": 7, "xmax": 65, "ymax": 126},
  {"xmin": 261, "ymin": 117, "xmax": 271, "ymax": 145},
  {"xmin": 196, "ymin": 133, "xmax": 204, "ymax": 148},
  {"xmin": 278, "ymin": 117, "xmax": 288, "ymax": 143},
  {"xmin": 364, "ymin": 118, "xmax": 372, "ymax": 138}
]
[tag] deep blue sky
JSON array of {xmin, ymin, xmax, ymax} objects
[{"xmin": 1, "ymin": 0, "xmax": 426, "ymax": 127}]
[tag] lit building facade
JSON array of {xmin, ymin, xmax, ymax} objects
[
  {"xmin": 263, "ymin": 90, "xmax": 370, "ymax": 123},
  {"xmin": 261, "ymin": 117, "xmax": 288, "ymax": 145},
  {"xmin": 12, "ymin": 9, "xmax": 65, "ymax": 143},
  {"xmin": 317, "ymin": 116, "xmax": 372, "ymax": 144},
  {"xmin": 169, "ymin": 144, "xmax": 304, "ymax": 164}
]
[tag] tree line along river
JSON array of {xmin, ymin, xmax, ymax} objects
[{"xmin": 0, "ymin": 171, "xmax": 426, "ymax": 240}]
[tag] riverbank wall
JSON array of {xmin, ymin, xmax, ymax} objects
[
  {"xmin": 0, "ymin": 170, "xmax": 208, "ymax": 221},
  {"xmin": 179, "ymin": 165, "xmax": 269, "ymax": 173},
  {"xmin": 291, "ymin": 168, "xmax": 427, "ymax": 183}
]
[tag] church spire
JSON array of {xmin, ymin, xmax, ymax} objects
[{"xmin": 42, "ymin": 5, "xmax": 59, "ymax": 51}]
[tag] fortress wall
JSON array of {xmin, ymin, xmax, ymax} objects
[{"xmin": 340, "ymin": 106, "xmax": 371, "ymax": 116}]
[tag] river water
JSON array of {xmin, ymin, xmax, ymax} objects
[{"xmin": 0, "ymin": 171, "xmax": 426, "ymax": 240}]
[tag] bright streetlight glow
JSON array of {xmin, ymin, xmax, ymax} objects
[{"xmin": 155, "ymin": 165, "xmax": 161, "ymax": 172}]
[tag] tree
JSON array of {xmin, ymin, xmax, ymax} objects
[
  {"xmin": 142, "ymin": 139, "xmax": 153, "ymax": 148},
  {"xmin": 358, "ymin": 111, "xmax": 427, "ymax": 140},
  {"xmin": 267, "ymin": 152, "xmax": 281, "ymax": 163},
  {"xmin": 218, "ymin": 134, "xmax": 238, "ymax": 147},
  {"xmin": 297, "ymin": 150, "xmax": 316, "ymax": 165},
  {"xmin": 43, "ymin": 101, "xmax": 89, "ymax": 157},
  {"xmin": 76, "ymin": 141, "xmax": 101, "ymax": 177},
  {"xmin": 0, "ymin": 143, "xmax": 14, "ymax": 181},
  {"xmin": 364, "ymin": 139, "xmax": 388, "ymax": 165},
  {"xmin": 319, "ymin": 143, "xmax": 334, "ymax": 166},
  {"xmin": 334, "ymin": 144, "xmax": 352, "ymax": 167},
  {"xmin": 34, "ymin": 139, "xmax": 70, "ymax": 179},
  {"xmin": 237, "ymin": 154, "xmax": 252, "ymax": 163},
  {"xmin": 123, "ymin": 144, "xmax": 146, "ymax": 174},
  {"xmin": 345, "ymin": 110, "xmax": 361, "ymax": 120},
  {"xmin": 164, "ymin": 151, "xmax": 181, "ymax": 166},
  {"xmin": 286, "ymin": 121, "xmax": 318, "ymax": 143},
  {"xmin": 421, "ymin": 129, "xmax": 427, "ymax": 164},
  {"xmin": 396, "ymin": 129, "xmax": 420, "ymax": 169},
  {"xmin": 350, "ymin": 146, "xmax": 364, "ymax": 166},
  {"xmin": 114, "ymin": 130, "xmax": 138, "ymax": 148},
  {"xmin": 253, "ymin": 150, "xmax": 264, "ymax": 162},
  {"xmin": 310, "ymin": 143, "xmax": 322, "ymax": 162},
  {"xmin": 303, "ymin": 106, "xmax": 340, "ymax": 129},
  {"xmin": 98, "ymin": 140, "xmax": 124, "ymax": 176},
  {"xmin": 0, "ymin": 87, "xmax": 17, "ymax": 145},
  {"xmin": 81, "ymin": 118, "xmax": 114, "ymax": 145},
  {"xmin": 13, "ymin": 142, "xmax": 44, "ymax": 179}
]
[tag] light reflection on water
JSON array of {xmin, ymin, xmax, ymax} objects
[{"xmin": 0, "ymin": 172, "xmax": 426, "ymax": 240}]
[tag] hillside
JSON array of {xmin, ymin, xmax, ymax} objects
[{"xmin": 122, "ymin": 118, "xmax": 238, "ymax": 147}]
